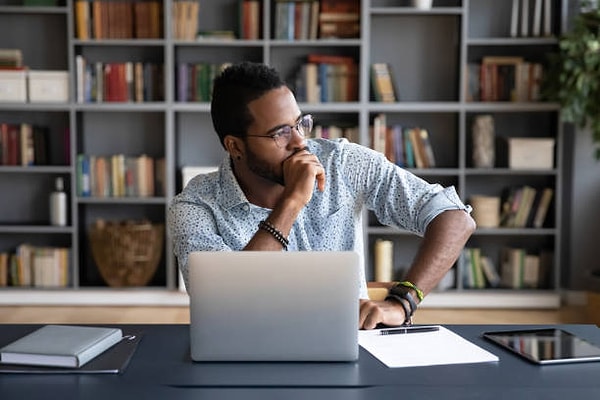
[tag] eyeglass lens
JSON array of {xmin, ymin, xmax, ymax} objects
[{"xmin": 274, "ymin": 115, "xmax": 313, "ymax": 146}]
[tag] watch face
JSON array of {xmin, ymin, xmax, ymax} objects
[{"xmin": 389, "ymin": 284, "xmax": 410, "ymax": 296}]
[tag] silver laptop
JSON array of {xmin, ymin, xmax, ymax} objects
[{"xmin": 187, "ymin": 251, "xmax": 360, "ymax": 362}]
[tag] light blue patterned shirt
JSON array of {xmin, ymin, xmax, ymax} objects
[{"xmin": 168, "ymin": 138, "xmax": 470, "ymax": 298}]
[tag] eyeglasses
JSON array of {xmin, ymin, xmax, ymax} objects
[{"xmin": 245, "ymin": 114, "xmax": 313, "ymax": 148}]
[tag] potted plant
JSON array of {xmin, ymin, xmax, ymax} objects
[{"xmin": 543, "ymin": 1, "xmax": 600, "ymax": 159}]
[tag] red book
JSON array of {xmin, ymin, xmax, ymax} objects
[{"xmin": 7, "ymin": 124, "xmax": 20, "ymax": 166}]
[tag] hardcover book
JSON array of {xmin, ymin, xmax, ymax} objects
[
  {"xmin": 370, "ymin": 63, "xmax": 397, "ymax": 103},
  {"xmin": 0, "ymin": 325, "xmax": 123, "ymax": 368}
]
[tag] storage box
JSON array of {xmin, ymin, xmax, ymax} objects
[
  {"xmin": 28, "ymin": 70, "xmax": 69, "ymax": 103},
  {"xmin": 0, "ymin": 70, "xmax": 27, "ymax": 103},
  {"xmin": 508, "ymin": 138, "xmax": 555, "ymax": 169}
]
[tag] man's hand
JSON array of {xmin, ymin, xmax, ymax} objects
[
  {"xmin": 359, "ymin": 299, "xmax": 407, "ymax": 330},
  {"xmin": 282, "ymin": 148, "xmax": 326, "ymax": 206}
]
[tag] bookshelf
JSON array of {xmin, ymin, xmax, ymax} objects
[{"xmin": 0, "ymin": 0, "xmax": 565, "ymax": 307}]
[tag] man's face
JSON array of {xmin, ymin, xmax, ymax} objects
[{"xmin": 243, "ymin": 86, "xmax": 306, "ymax": 186}]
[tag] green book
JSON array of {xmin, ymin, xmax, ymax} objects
[{"xmin": 23, "ymin": 0, "xmax": 57, "ymax": 6}]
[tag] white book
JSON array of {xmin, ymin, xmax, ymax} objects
[
  {"xmin": 532, "ymin": 0, "xmax": 542, "ymax": 36},
  {"xmin": 0, "ymin": 325, "xmax": 122, "ymax": 368},
  {"xmin": 520, "ymin": 0, "xmax": 529, "ymax": 37},
  {"xmin": 510, "ymin": 0, "xmax": 520, "ymax": 38},
  {"xmin": 543, "ymin": 0, "xmax": 552, "ymax": 36}
]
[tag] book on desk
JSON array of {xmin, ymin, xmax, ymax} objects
[{"xmin": 0, "ymin": 325, "xmax": 142, "ymax": 374}]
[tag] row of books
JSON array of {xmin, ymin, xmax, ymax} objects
[
  {"xmin": 0, "ymin": 245, "xmax": 70, "ymax": 288},
  {"xmin": 466, "ymin": 57, "xmax": 543, "ymax": 102},
  {"xmin": 176, "ymin": 62, "xmax": 230, "ymax": 102},
  {"xmin": 311, "ymin": 124, "xmax": 358, "ymax": 143},
  {"xmin": 76, "ymin": 154, "xmax": 165, "ymax": 198},
  {"xmin": 500, "ymin": 185, "xmax": 553, "ymax": 229},
  {"xmin": 500, "ymin": 247, "xmax": 552, "ymax": 289},
  {"xmin": 74, "ymin": 0, "xmax": 163, "ymax": 40},
  {"xmin": 510, "ymin": 0, "xmax": 552, "ymax": 38},
  {"xmin": 274, "ymin": 0, "xmax": 320, "ymax": 40},
  {"xmin": 75, "ymin": 57, "xmax": 164, "ymax": 103},
  {"xmin": 293, "ymin": 54, "xmax": 358, "ymax": 103},
  {"xmin": 0, "ymin": 123, "xmax": 50, "ymax": 167},
  {"xmin": 275, "ymin": 0, "xmax": 359, "ymax": 40},
  {"xmin": 371, "ymin": 114, "xmax": 436, "ymax": 169},
  {"xmin": 463, "ymin": 247, "xmax": 551, "ymax": 290}
]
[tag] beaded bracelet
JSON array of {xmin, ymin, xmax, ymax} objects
[{"xmin": 258, "ymin": 220, "xmax": 289, "ymax": 251}]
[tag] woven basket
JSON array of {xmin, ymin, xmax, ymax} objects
[{"xmin": 89, "ymin": 220, "xmax": 164, "ymax": 287}]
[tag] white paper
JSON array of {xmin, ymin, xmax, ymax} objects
[{"xmin": 358, "ymin": 326, "xmax": 499, "ymax": 368}]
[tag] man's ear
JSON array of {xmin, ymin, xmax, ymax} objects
[{"xmin": 223, "ymin": 135, "xmax": 244, "ymax": 160}]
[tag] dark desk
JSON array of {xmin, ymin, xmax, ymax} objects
[{"xmin": 1, "ymin": 324, "xmax": 600, "ymax": 399}]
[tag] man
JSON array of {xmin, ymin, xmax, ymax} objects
[{"xmin": 168, "ymin": 62, "xmax": 475, "ymax": 329}]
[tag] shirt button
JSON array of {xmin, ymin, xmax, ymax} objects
[{"xmin": 243, "ymin": 204, "xmax": 249, "ymax": 211}]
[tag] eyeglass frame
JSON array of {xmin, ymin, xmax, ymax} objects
[{"xmin": 244, "ymin": 114, "xmax": 313, "ymax": 148}]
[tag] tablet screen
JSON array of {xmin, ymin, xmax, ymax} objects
[{"xmin": 483, "ymin": 328, "xmax": 600, "ymax": 365}]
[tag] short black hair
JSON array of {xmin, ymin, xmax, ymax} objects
[{"xmin": 211, "ymin": 62, "xmax": 286, "ymax": 147}]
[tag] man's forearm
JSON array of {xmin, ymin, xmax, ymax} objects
[
  {"xmin": 243, "ymin": 197, "xmax": 304, "ymax": 251},
  {"xmin": 402, "ymin": 209, "xmax": 476, "ymax": 299}
]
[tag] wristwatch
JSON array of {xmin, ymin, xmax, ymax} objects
[{"xmin": 385, "ymin": 284, "xmax": 418, "ymax": 326}]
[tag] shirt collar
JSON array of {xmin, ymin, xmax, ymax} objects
[{"xmin": 217, "ymin": 156, "xmax": 252, "ymax": 211}]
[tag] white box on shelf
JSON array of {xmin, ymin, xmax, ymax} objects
[
  {"xmin": 508, "ymin": 138, "xmax": 555, "ymax": 169},
  {"xmin": 0, "ymin": 70, "xmax": 27, "ymax": 102},
  {"xmin": 28, "ymin": 70, "xmax": 69, "ymax": 102}
]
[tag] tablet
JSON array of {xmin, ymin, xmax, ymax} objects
[{"xmin": 483, "ymin": 328, "xmax": 600, "ymax": 365}]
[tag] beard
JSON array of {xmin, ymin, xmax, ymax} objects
[{"xmin": 245, "ymin": 146, "xmax": 285, "ymax": 186}]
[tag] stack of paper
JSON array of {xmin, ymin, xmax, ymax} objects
[{"xmin": 358, "ymin": 326, "xmax": 498, "ymax": 368}]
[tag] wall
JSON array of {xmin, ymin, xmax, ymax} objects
[{"xmin": 564, "ymin": 127, "xmax": 600, "ymax": 290}]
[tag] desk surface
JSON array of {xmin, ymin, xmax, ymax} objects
[{"xmin": 1, "ymin": 324, "xmax": 599, "ymax": 400}]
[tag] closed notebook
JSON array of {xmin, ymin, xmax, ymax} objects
[{"xmin": 0, "ymin": 325, "xmax": 123, "ymax": 368}]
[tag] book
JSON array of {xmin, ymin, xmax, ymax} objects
[
  {"xmin": 523, "ymin": 254, "xmax": 540, "ymax": 288},
  {"xmin": 75, "ymin": 0, "xmax": 90, "ymax": 40},
  {"xmin": 0, "ymin": 328, "xmax": 142, "ymax": 374},
  {"xmin": 370, "ymin": 63, "xmax": 397, "ymax": 103},
  {"xmin": 543, "ymin": 0, "xmax": 552, "ymax": 36},
  {"xmin": 532, "ymin": 187, "xmax": 553, "ymax": 228},
  {"xmin": 500, "ymin": 247, "xmax": 525, "ymax": 289},
  {"xmin": 469, "ymin": 247, "xmax": 485, "ymax": 289},
  {"xmin": 510, "ymin": 0, "xmax": 520, "ymax": 37},
  {"xmin": 480, "ymin": 256, "xmax": 501, "ymax": 288},
  {"xmin": 318, "ymin": 0, "xmax": 360, "ymax": 39},
  {"xmin": 532, "ymin": 0, "xmax": 542, "ymax": 36},
  {"xmin": 418, "ymin": 128, "xmax": 436, "ymax": 168},
  {"xmin": 0, "ymin": 325, "xmax": 122, "ymax": 368},
  {"xmin": 520, "ymin": 0, "xmax": 529, "ymax": 37}
]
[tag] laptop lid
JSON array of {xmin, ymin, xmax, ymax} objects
[{"xmin": 188, "ymin": 251, "xmax": 360, "ymax": 362}]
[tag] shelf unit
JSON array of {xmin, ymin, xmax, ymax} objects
[{"xmin": 0, "ymin": 0, "xmax": 564, "ymax": 307}]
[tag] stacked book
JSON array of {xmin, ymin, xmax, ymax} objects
[
  {"xmin": 0, "ymin": 245, "xmax": 70, "ymax": 288},
  {"xmin": 76, "ymin": 154, "xmax": 164, "ymax": 198},
  {"xmin": 371, "ymin": 114, "xmax": 436, "ymax": 169}
]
